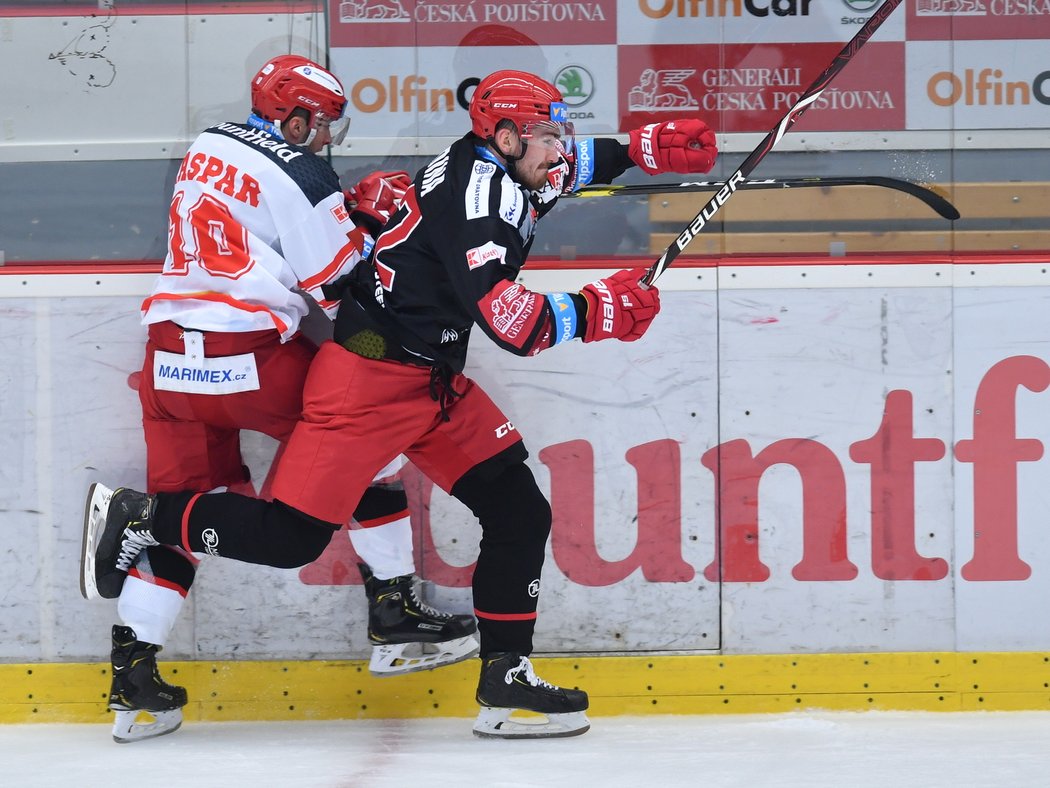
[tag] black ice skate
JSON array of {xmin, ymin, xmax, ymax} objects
[
  {"xmin": 80, "ymin": 483, "xmax": 160, "ymax": 600},
  {"xmin": 359, "ymin": 562, "xmax": 479, "ymax": 676},
  {"xmin": 473, "ymin": 653, "xmax": 590, "ymax": 739},
  {"xmin": 108, "ymin": 625, "xmax": 188, "ymax": 744}
]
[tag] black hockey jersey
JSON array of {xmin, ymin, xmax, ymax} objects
[{"xmin": 334, "ymin": 133, "xmax": 631, "ymax": 373}]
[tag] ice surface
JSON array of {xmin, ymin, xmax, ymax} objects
[{"xmin": 3, "ymin": 711, "xmax": 1049, "ymax": 787}]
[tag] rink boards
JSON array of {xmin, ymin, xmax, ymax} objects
[
  {"xmin": 5, "ymin": 254, "xmax": 1050, "ymax": 720},
  {"xmin": 5, "ymin": 651, "xmax": 1050, "ymax": 724}
]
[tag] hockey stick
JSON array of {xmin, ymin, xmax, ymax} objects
[
  {"xmin": 642, "ymin": 0, "xmax": 905, "ymax": 286},
  {"xmin": 569, "ymin": 176, "xmax": 960, "ymax": 221}
]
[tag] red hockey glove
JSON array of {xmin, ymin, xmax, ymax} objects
[
  {"xmin": 345, "ymin": 170, "xmax": 411, "ymax": 234},
  {"xmin": 579, "ymin": 268, "xmax": 661, "ymax": 343},
  {"xmin": 627, "ymin": 119, "xmax": 718, "ymax": 175}
]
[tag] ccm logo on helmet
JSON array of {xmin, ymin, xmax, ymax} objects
[{"xmin": 493, "ymin": 101, "xmax": 519, "ymax": 109}]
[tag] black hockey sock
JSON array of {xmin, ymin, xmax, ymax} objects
[
  {"xmin": 151, "ymin": 491, "xmax": 199, "ymax": 547},
  {"xmin": 452, "ymin": 457, "xmax": 551, "ymax": 657},
  {"xmin": 182, "ymin": 493, "xmax": 339, "ymax": 568},
  {"xmin": 477, "ymin": 619, "xmax": 536, "ymax": 658}
]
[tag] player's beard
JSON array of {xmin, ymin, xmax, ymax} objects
[{"xmin": 518, "ymin": 163, "xmax": 549, "ymax": 192}]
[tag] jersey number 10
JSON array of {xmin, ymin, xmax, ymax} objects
[{"xmin": 166, "ymin": 189, "xmax": 255, "ymax": 279}]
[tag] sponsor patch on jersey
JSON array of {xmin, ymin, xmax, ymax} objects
[
  {"xmin": 489, "ymin": 281, "xmax": 536, "ymax": 340},
  {"xmin": 499, "ymin": 175, "xmax": 524, "ymax": 226},
  {"xmin": 331, "ymin": 202, "xmax": 350, "ymax": 223},
  {"xmin": 213, "ymin": 123, "xmax": 303, "ymax": 164},
  {"xmin": 574, "ymin": 137, "xmax": 596, "ymax": 189},
  {"xmin": 466, "ymin": 241, "xmax": 507, "ymax": 271},
  {"xmin": 466, "ymin": 162, "xmax": 496, "ymax": 219},
  {"xmin": 546, "ymin": 292, "xmax": 578, "ymax": 344},
  {"xmin": 153, "ymin": 351, "xmax": 260, "ymax": 395}
]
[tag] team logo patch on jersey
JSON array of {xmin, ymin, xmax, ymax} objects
[
  {"xmin": 546, "ymin": 162, "xmax": 566, "ymax": 196},
  {"xmin": 466, "ymin": 241, "xmax": 507, "ymax": 271},
  {"xmin": 331, "ymin": 202, "xmax": 350, "ymax": 223}
]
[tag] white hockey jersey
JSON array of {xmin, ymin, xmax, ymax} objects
[{"xmin": 142, "ymin": 122, "xmax": 367, "ymax": 342}]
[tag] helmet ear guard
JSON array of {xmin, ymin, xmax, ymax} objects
[{"xmin": 250, "ymin": 55, "xmax": 348, "ymax": 143}]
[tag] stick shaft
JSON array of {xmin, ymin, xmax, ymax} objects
[{"xmin": 570, "ymin": 176, "xmax": 959, "ymax": 221}]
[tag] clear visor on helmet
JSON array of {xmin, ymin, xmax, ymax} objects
[
  {"xmin": 518, "ymin": 102, "xmax": 574, "ymax": 157},
  {"xmin": 308, "ymin": 112, "xmax": 351, "ymax": 147},
  {"xmin": 519, "ymin": 120, "xmax": 575, "ymax": 157}
]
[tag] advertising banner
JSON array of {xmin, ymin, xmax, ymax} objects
[
  {"xmin": 328, "ymin": 0, "xmax": 618, "ymax": 47},
  {"xmin": 8, "ymin": 262, "xmax": 1050, "ymax": 663},
  {"xmin": 907, "ymin": 0, "xmax": 1050, "ymax": 40},
  {"xmin": 618, "ymin": 0, "xmax": 906, "ymax": 45},
  {"xmin": 324, "ymin": 0, "xmax": 1049, "ymax": 138},
  {"xmin": 329, "ymin": 45, "xmax": 620, "ymax": 137},
  {"xmin": 905, "ymin": 39, "xmax": 1050, "ymax": 129},
  {"xmin": 3, "ymin": 4, "xmax": 1047, "ymax": 162},
  {"xmin": 617, "ymin": 41, "xmax": 906, "ymax": 132}
]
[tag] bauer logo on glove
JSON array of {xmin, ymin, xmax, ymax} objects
[{"xmin": 589, "ymin": 279, "xmax": 615, "ymax": 333}]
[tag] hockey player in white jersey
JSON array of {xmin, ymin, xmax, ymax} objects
[{"xmin": 80, "ymin": 54, "xmax": 476, "ymax": 744}]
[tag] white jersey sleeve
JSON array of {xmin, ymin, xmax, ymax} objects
[{"xmin": 142, "ymin": 123, "xmax": 366, "ymax": 341}]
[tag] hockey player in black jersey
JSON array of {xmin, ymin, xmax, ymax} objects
[
  {"xmin": 338, "ymin": 69, "xmax": 719, "ymax": 737},
  {"xmin": 86, "ymin": 69, "xmax": 717, "ymax": 739}
]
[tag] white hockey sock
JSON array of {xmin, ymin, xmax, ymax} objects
[
  {"xmin": 117, "ymin": 575, "xmax": 186, "ymax": 648},
  {"xmin": 348, "ymin": 516, "xmax": 415, "ymax": 580}
]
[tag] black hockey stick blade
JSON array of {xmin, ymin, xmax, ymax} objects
[
  {"xmin": 569, "ymin": 176, "xmax": 960, "ymax": 221},
  {"xmin": 641, "ymin": 0, "xmax": 905, "ymax": 287}
]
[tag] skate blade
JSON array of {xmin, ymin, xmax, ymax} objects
[
  {"xmin": 472, "ymin": 707, "xmax": 590, "ymax": 739},
  {"xmin": 80, "ymin": 482, "xmax": 113, "ymax": 600},
  {"xmin": 368, "ymin": 635, "xmax": 480, "ymax": 677},
  {"xmin": 112, "ymin": 708, "xmax": 183, "ymax": 744}
]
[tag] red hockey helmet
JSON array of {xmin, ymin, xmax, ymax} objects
[
  {"xmin": 250, "ymin": 55, "xmax": 349, "ymax": 144},
  {"xmin": 469, "ymin": 69, "xmax": 573, "ymax": 154}
]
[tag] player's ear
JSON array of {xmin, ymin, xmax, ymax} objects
[
  {"xmin": 283, "ymin": 114, "xmax": 308, "ymax": 145},
  {"xmin": 493, "ymin": 126, "xmax": 518, "ymax": 158}
]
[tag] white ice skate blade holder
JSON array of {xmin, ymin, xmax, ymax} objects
[
  {"xmin": 80, "ymin": 482, "xmax": 114, "ymax": 600},
  {"xmin": 473, "ymin": 707, "xmax": 590, "ymax": 739},
  {"xmin": 369, "ymin": 635, "xmax": 479, "ymax": 677},
  {"xmin": 112, "ymin": 708, "xmax": 183, "ymax": 744}
]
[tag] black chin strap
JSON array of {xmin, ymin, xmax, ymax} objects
[{"xmin": 488, "ymin": 137, "xmax": 528, "ymax": 178}]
